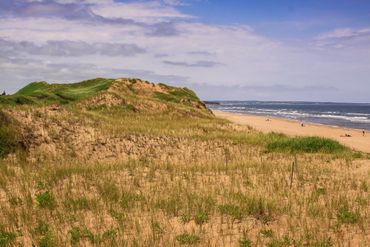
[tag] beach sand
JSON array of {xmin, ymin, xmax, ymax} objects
[{"xmin": 214, "ymin": 110, "xmax": 370, "ymax": 153}]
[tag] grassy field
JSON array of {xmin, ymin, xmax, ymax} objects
[{"xmin": 0, "ymin": 78, "xmax": 369, "ymax": 246}]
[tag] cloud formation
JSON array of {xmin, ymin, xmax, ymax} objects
[
  {"xmin": 0, "ymin": 0, "xmax": 370, "ymax": 102},
  {"xmin": 163, "ymin": 60, "xmax": 222, "ymax": 68},
  {"xmin": 0, "ymin": 39, "xmax": 146, "ymax": 57}
]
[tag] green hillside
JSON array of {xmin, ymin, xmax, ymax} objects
[
  {"xmin": 0, "ymin": 78, "xmax": 202, "ymax": 108},
  {"xmin": 0, "ymin": 78, "xmax": 114, "ymax": 105}
]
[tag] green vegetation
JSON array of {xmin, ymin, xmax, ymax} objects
[
  {"xmin": 336, "ymin": 207, "xmax": 360, "ymax": 224},
  {"xmin": 39, "ymin": 232, "xmax": 56, "ymax": 247},
  {"xmin": 265, "ymin": 133, "xmax": 346, "ymax": 153},
  {"xmin": 194, "ymin": 211, "xmax": 209, "ymax": 225},
  {"xmin": 36, "ymin": 191, "xmax": 56, "ymax": 209},
  {"xmin": 0, "ymin": 226, "xmax": 16, "ymax": 247},
  {"xmin": 154, "ymin": 85, "xmax": 200, "ymax": 104},
  {"xmin": 239, "ymin": 236, "xmax": 252, "ymax": 247},
  {"xmin": 69, "ymin": 226, "xmax": 117, "ymax": 245},
  {"xmin": 260, "ymin": 229, "xmax": 274, "ymax": 238},
  {"xmin": 0, "ymin": 78, "xmax": 114, "ymax": 105},
  {"xmin": 219, "ymin": 204, "xmax": 243, "ymax": 221},
  {"xmin": 176, "ymin": 233, "xmax": 200, "ymax": 245},
  {"xmin": 69, "ymin": 226, "xmax": 95, "ymax": 244},
  {"xmin": 0, "ymin": 112, "xmax": 20, "ymax": 158}
]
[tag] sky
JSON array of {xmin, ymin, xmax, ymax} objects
[{"xmin": 1, "ymin": 0, "xmax": 370, "ymax": 102}]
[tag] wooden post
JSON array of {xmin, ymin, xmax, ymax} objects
[
  {"xmin": 224, "ymin": 147, "xmax": 230, "ymax": 165},
  {"xmin": 290, "ymin": 154, "xmax": 297, "ymax": 189}
]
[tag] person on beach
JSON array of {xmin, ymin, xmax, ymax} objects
[{"xmin": 363, "ymin": 130, "xmax": 366, "ymax": 136}]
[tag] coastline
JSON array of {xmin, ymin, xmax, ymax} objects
[{"xmin": 213, "ymin": 110, "xmax": 370, "ymax": 153}]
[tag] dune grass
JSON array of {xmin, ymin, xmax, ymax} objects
[
  {"xmin": 0, "ymin": 78, "xmax": 368, "ymax": 246},
  {"xmin": 0, "ymin": 112, "xmax": 21, "ymax": 158},
  {"xmin": 0, "ymin": 149, "xmax": 368, "ymax": 246}
]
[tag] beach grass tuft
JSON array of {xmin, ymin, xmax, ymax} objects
[{"xmin": 266, "ymin": 134, "xmax": 346, "ymax": 153}]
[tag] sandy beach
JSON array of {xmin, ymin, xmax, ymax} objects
[{"xmin": 214, "ymin": 110, "xmax": 370, "ymax": 153}]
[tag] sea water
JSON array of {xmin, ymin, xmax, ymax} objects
[{"xmin": 207, "ymin": 101, "xmax": 370, "ymax": 131}]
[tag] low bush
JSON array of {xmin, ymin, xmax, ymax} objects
[
  {"xmin": 266, "ymin": 134, "xmax": 346, "ymax": 153},
  {"xmin": 36, "ymin": 191, "xmax": 56, "ymax": 209},
  {"xmin": 0, "ymin": 112, "xmax": 20, "ymax": 158},
  {"xmin": 176, "ymin": 233, "xmax": 200, "ymax": 245},
  {"xmin": 0, "ymin": 226, "xmax": 16, "ymax": 247}
]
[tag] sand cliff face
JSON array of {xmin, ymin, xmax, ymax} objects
[{"xmin": 5, "ymin": 105, "xmax": 237, "ymax": 163}]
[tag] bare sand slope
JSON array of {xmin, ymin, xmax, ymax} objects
[{"xmin": 214, "ymin": 110, "xmax": 370, "ymax": 153}]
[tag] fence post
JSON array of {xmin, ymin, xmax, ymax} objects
[{"xmin": 290, "ymin": 154, "xmax": 297, "ymax": 189}]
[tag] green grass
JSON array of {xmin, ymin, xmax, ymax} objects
[
  {"xmin": 0, "ymin": 226, "xmax": 16, "ymax": 247},
  {"xmin": 1, "ymin": 78, "xmax": 115, "ymax": 106},
  {"xmin": 68, "ymin": 226, "xmax": 117, "ymax": 245},
  {"xmin": 265, "ymin": 133, "xmax": 346, "ymax": 153},
  {"xmin": 39, "ymin": 232, "xmax": 56, "ymax": 247},
  {"xmin": 239, "ymin": 236, "xmax": 252, "ymax": 247},
  {"xmin": 69, "ymin": 226, "xmax": 95, "ymax": 244},
  {"xmin": 154, "ymin": 86, "xmax": 200, "ymax": 104},
  {"xmin": 336, "ymin": 207, "xmax": 360, "ymax": 224},
  {"xmin": 176, "ymin": 233, "xmax": 200, "ymax": 245},
  {"xmin": 219, "ymin": 204, "xmax": 243, "ymax": 221},
  {"xmin": 1, "ymin": 78, "xmax": 201, "ymax": 109},
  {"xmin": 36, "ymin": 191, "xmax": 56, "ymax": 209},
  {"xmin": 260, "ymin": 228, "xmax": 274, "ymax": 238}
]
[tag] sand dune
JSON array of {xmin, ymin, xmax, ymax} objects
[{"xmin": 214, "ymin": 110, "xmax": 370, "ymax": 153}]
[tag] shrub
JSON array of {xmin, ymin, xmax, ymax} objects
[
  {"xmin": 266, "ymin": 134, "xmax": 345, "ymax": 153},
  {"xmin": 194, "ymin": 211, "xmax": 208, "ymax": 225},
  {"xmin": 267, "ymin": 235, "xmax": 292, "ymax": 247},
  {"xmin": 34, "ymin": 221, "xmax": 49, "ymax": 235},
  {"xmin": 260, "ymin": 228, "xmax": 274, "ymax": 238},
  {"xmin": 120, "ymin": 191, "xmax": 145, "ymax": 209},
  {"xmin": 0, "ymin": 112, "xmax": 20, "ymax": 158},
  {"xmin": 176, "ymin": 233, "xmax": 200, "ymax": 245},
  {"xmin": 218, "ymin": 204, "xmax": 243, "ymax": 221},
  {"xmin": 39, "ymin": 232, "xmax": 56, "ymax": 247},
  {"xmin": 180, "ymin": 213, "xmax": 192, "ymax": 223},
  {"xmin": 155, "ymin": 196, "xmax": 183, "ymax": 216},
  {"xmin": 239, "ymin": 237, "xmax": 252, "ymax": 247},
  {"xmin": 36, "ymin": 191, "xmax": 56, "ymax": 209},
  {"xmin": 0, "ymin": 226, "xmax": 16, "ymax": 247},
  {"xmin": 69, "ymin": 226, "xmax": 95, "ymax": 244},
  {"xmin": 98, "ymin": 181, "xmax": 120, "ymax": 203},
  {"xmin": 337, "ymin": 207, "xmax": 359, "ymax": 224}
]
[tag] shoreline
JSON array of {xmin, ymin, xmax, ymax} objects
[{"xmin": 213, "ymin": 110, "xmax": 370, "ymax": 153}]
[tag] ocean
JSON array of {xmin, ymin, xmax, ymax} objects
[{"xmin": 206, "ymin": 101, "xmax": 370, "ymax": 131}]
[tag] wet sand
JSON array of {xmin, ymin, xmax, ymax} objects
[{"xmin": 213, "ymin": 110, "xmax": 370, "ymax": 153}]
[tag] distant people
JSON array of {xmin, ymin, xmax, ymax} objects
[
  {"xmin": 363, "ymin": 130, "xmax": 366, "ymax": 137},
  {"xmin": 300, "ymin": 122, "xmax": 305, "ymax": 127},
  {"xmin": 345, "ymin": 133, "xmax": 352, "ymax": 137},
  {"xmin": 266, "ymin": 118, "xmax": 270, "ymax": 122}
]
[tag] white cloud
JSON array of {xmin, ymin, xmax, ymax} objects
[{"xmin": 91, "ymin": 1, "xmax": 192, "ymax": 23}]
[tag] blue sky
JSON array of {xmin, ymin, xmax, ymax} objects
[
  {"xmin": 1, "ymin": 0, "xmax": 370, "ymax": 102},
  {"xmin": 177, "ymin": 0, "xmax": 370, "ymax": 38}
]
